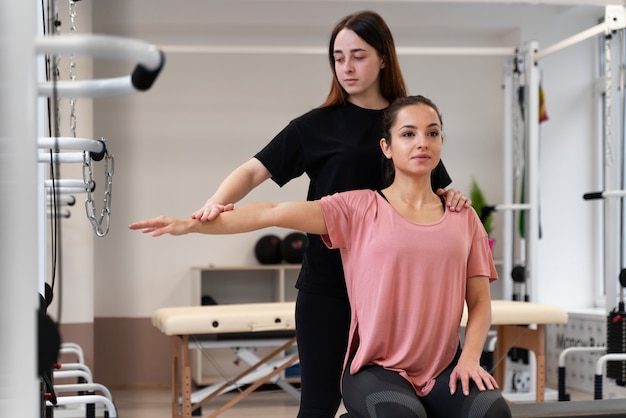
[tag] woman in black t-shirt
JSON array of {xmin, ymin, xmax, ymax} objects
[{"xmin": 190, "ymin": 11, "xmax": 470, "ymax": 418}]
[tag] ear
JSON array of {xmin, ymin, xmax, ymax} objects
[{"xmin": 380, "ymin": 137, "xmax": 392, "ymax": 159}]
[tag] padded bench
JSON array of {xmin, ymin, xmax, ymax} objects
[
  {"xmin": 461, "ymin": 300, "xmax": 568, "ymax": 402},
  {"xmin": 153, "ymin": 299, "xmax": 568, "ymax": 417},
  {"xmin": 152, "ymin": 302, "xmax": 298, "ymax": 418}
]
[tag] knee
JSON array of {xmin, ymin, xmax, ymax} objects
[{"xmin": 479, "ymin": 396, "xmax": 512, "ymax": 418}]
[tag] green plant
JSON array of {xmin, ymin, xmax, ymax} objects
[{"xmin": 469, "ymin": 177, "xmax": 493, "ymax": 236}]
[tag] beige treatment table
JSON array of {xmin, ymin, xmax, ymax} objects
[{"xmin": 152, "ymin": 299, "xmax": 568, "ymax": 417}]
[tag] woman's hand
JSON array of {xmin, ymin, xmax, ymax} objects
[
  {"xmin": 449, "ymin": 358, "xmax": 498, "ymax": 396},
  {"xmin": 129, "ymin": 216, "xmax": 197, "ymax": 237},
  {"xmin": 191, "ymin": 202, "xmax": 235, "ymax": 221},
  {"xmin": 437, "ymin": 188, "xmax": 471, "ymax": 212}
]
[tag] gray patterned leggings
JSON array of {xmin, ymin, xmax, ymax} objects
[{"xmin": 341, "ymin": 349, "xmax": 512, "ymax": 418}]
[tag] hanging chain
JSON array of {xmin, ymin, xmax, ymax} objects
[
  {"xmin": 68, "ymin": 0, "xmax": 115, "ymax": 236},
  {"xmin": 605, "ymin": 32, "xmax": 614, "ymax": 168},
  {"xmin": 83, "ymin": 141, "xmax": 115, "ymax": 237},
  {"xmin": 69, "ymin": 0, "xmax": 77, "ymax": 138}
]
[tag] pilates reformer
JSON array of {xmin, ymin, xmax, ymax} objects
[
  {"xmin": 35, "ymin": 2, "xmax": 166, "ymax": 417},
  {"xmin": 152, "ymin": 299, "xmax": 567, "ymax": 417}
]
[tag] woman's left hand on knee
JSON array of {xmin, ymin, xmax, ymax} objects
[{"xmin": 449, "ymin": 362, "xmax": 499, "ymax": 396}]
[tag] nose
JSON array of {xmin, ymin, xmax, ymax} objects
[
  {"xmin": 415, "ymin": 133, "xmax": 428, "ymax": 149},
  {"xmin": 340, "ymin": 59, "xmax": 354, "ymax": 73}
]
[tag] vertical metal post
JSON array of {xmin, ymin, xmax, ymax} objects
[
  {"xmin": 0, "ymin": 1, "xmax": 40, "ymax": 418},
  {"xmin": 524, "ymin": 41, "xmax": 540, "ymax": 302},
  {"xmin": 502, "ymin": 56, "xmax": 514, "ymax": 301}
]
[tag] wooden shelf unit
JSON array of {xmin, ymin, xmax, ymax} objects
[{"xmin": 189, "ymin": 264, "xmax": 301, "ymax": 385}]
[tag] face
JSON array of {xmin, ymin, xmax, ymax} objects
[
  {"xmin": 333, "ymin": 28, "xmax": 385, "ymax": 103},
  {"xmin": 381, "ymin": 103, "xmax": 443, "ymax": 178}
]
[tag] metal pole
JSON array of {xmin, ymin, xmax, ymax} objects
[{"xmin": 0, "ymin": 1, "xmax": 40, "ymax": 417}]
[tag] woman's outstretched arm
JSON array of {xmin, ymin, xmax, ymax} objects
[{"xmin": 129, "ymin": 200, "xmax": 328, "ymax": 237}]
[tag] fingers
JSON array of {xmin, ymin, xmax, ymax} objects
[
  {"xmin": 450, "ymin": 368, "xmax": 499, "ymax": 396},
  {"xmin": 447, "ymin": 191, "xmax": 467, "ymax": 212},
  {"xmin": 193, "ymin": 203, "xmax": 235, "ymax": 221},
  {"xmin": 437, "ymin": 189, "xmax": 471, "ymax": 212},
  {"xmin": 128, "ymin": 217, "xmax": 171, "ymax": 236}
]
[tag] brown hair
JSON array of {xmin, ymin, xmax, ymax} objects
[{"xmin": 321, "ymin": 11, "xmax": 407, "ymax": 107}]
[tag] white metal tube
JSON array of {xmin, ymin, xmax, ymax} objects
[
  {"xmin": 596, "ymin": 353, "xmax": 626, "ymax": 375},
  {"xmin": 39, "ymin": 152, "xmax": 85, "ymax": 164},
  {"xmin": 38, "ymin": 137, "xmax": 104, "ymax": 153},
  {"xmin": 559, "ymin": 346, "xmax": 606, "ymax": 367},
  {"xmin": 494, "ymin": 203, "xmax": 532, "ymax": 212},
  {"xmin": 44, "ymin": 179, "xmax": 88, "ymax": 189},
  {"xmin": 59, "ymin": 344, "xmax": 85, "ymax": 364},
  {"xmin": 600, "ymin": 190, "xmax": 626, "ymax": 198},
  {"xmin": 502, "ymin": 58, "xmax": 514, "ymax": 301},
  {"xmin": 53, "ymin": 370, "xmax": 93, "ymax": 384},
  {"xmin": 35, "ymin": 34, "xmax": 164, "ymax": 97},
  {"xmin": 536, "ymin": 23, "xmax": 607, "ymax": 60},
  {"xmin": 35, "ymin": 33, "xmax": 162, "ymax": 69},
  {"xmin": 47, "ymin": 394, "xmax": 117, "ymax": 418},
  {"xmin": 38, "ymin": 76, "xmax": 135, "ymax": 98},
  {"xmin": 54, "ymin": 383, "xmax": 112, "ymax": 401},
  {"xmin": 47, "ymin": 195, "xmax": 76, "ymax": 206},
  {"xmin": 525, "ymin": 41, "xmax": 541, "ymax": 302},
  {"xmin": 47, "ymin": 210, "xmax": 71, "ymax": 218},
  {"xmin": 47, "ymin": 187, "xmax": 89, "ymax": 195}
]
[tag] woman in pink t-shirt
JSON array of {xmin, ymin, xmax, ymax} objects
[{"xmin": 130, "ymin": 95, "xmax": 511, "ymax": 418}]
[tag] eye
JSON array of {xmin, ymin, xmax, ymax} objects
[
  {"xmin": 427, "ymin": 130, "xmax": 441, "ymax": 138},
  {"xmin": 400, "ymin": 130, "xmax": 415, "ymax": 138}
]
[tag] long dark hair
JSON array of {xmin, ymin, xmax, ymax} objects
[
  {"xmin": 321, "ymin": 11, "xmax": 406, "ymax": 107},
  {"xmin": 381, "ymin": 95, "xmax": 444, "ymax": 187}
]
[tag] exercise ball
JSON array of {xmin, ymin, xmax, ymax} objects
[
  {"xmin": 282, "ymin": 232, "xmax": 308, "ymax": 263},
  {"xmin": 254, "ymin": 234, "xmax": 282, "ymax": 264}
]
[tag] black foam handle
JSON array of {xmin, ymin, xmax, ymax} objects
[
  {"xmin": 131, "ymin": 50, "xmax": 166, "ymax": 91},
  {"xmin": 557, "ymin": 367, "xmax": 570, "ymax": 401},
  {"xmin": 90, "ymin": 139, "xmax": 107, "ymax": 162},
  {"xmin": 594, "ymin": 374, "xmax": 603, "ymax": 400},
  {"xmin": 583, "ymin": 191, "xmax": 603, "ymax": 200}
]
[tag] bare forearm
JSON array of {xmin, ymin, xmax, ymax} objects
[
  {"xmin": 460, "ymin": 305, "xmax": 491, "ymax": 364},
  {"xmin": 131, "ymin": 200, "xmax": 327, "ymax": 237},
  {"xmin": 460, "ymin": 277, "xmax": 492, "ymax": 364},
  {"xmin": 208, "ymin": 159, "xmax": 270, "ymax": 206}
]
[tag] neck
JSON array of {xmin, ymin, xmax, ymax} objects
[
  {"xmin": 348, "ymin": 91, "xmax": 388, "ymax": 110},
  {"xmin": 383, "ymin": 178, "xmax": 438, "ymax": 209}
]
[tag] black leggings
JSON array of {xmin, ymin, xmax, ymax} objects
[
  {"xmin": 295, "ymin": 290, "xmax": 351, "ymax": 418},
  {"xmin": 342, "ymin": 350, "xmax": 512, "ymax": 418}
]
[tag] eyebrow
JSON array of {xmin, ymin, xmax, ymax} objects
[
  {"xmin": 399, "ymin": 122, "xmax": 441, "ymax": 130},
  {"xmin": 333, "ymin": 48, "xmax": 367, "ymax": 55}
]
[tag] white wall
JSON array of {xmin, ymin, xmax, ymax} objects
[{"xmin": 48, "ymin": 1, "xmax": 608, "ymax": 319}]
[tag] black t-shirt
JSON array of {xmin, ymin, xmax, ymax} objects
[{"xmin": 255, "ymin": 101, "xmax": 452, "ymax": 298}]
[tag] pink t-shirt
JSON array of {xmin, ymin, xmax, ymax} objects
[{"xmin": 319, "ymin": 189, "xmax": 497, "ymax": 396}]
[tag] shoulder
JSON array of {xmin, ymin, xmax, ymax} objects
[
  {"xmin": 293, "ymin": 106, "xmax": 337, "ymax": 123},
  {"xmin": 445, "ymin": 206, "xmax": 484, "ymax": 232},
  {"xmin": 321, "ymin": 189, "xmax": 378, "ymax": 209}
]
